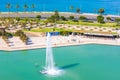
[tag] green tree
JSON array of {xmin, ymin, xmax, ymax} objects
[
  {"xmin": 69, "ymin": 16, "xmax": 74, "ymax": 20},
  {"xmin": 106, "ymin": 17, "xmax": 111, "ymax": 22},
  {"xmin": 76, "ymin": 8, "xmax": 80, "ymax": 13},
  {"xmin": 15, "ymin": 17, "xmax": 21, "ymax": 22},
  {"xmin": 94, "ymin": 8, "xmax": 97, "ymax": 13},
  {"xmin": 115, "ymin": 18, "xmax": 120, "ymax": 25},
  {"xmin": 6, "ymin": 3, "xmax": 11, "ymax": 17},
  {"xmin": 47, "ymin": 15, "xmax": 56, "ymax": 23},
  {"xmin": 36, "ymin": 15, "xmax": 41, "ymax": 20},
  {"xmin": 0, "ymin": 28, "xmax": 6, "ymax": 36},
  {"xmin": 79, "ymin": 16, "xmax": 87, "ymax": 21},
  {"xmin": 24, "ymin": 17, "xmax": 30, "ymax": 22},
  {"xmin": 31, "ymin": 4, "xmax": 35, "ymax": 12},
  {"xmin": 98, "ymin": 8, "xmax": 105, "ymax": 15},
  {"xmin": 70, "ymin": 6, "xmax": 74, "ymax": 12},
  {"xmin": 15, "ymin": 30, "xmax": 28, "ymax": 43},
  {"xmin": 97, "ymin": 15, "xmax": 104, "ymax": 23},
  {"xmin": 46, "ymin": 10, "xmax": 59, "ymax": 23},
  {"xmin": 16, "ymin": 4, "xmax": 19, "ymax": 12},
  {"xmin": 54, "ymin": 10, "xmax": 60, "ymax": 21},
  {"xmin": 15, "ymin": 4, "xmax": 20, "ymax": 17},
  {"xmin": 23, "ymin": 4, "xmax": 28, "ymax": 13},
  {"xmin": 2, "ymin": 35, "xmax": 8, "ymax": 41},
  {"xmin": 61, "ymin": 16, "xmax": 67, "ymax": 21}
]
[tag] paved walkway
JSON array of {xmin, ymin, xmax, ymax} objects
[
  {"xmin": 0, "ymin": 12, "xmax": 120, "ymax": 20},
  {"xmin": 0, "ymin": 36, "xmax": 120, "ymax": 51}
]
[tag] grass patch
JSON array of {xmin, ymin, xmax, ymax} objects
[
  {"xmin": 24, "ymin": 27, "xmax": 73, "ymax": 32},
  {"xmin": 57, "ymin": 20, "xmax": 120, "ymax": 28},
  {"xmin": 24, "ymin": 27, "xmax": 118, "ymax": 35}
]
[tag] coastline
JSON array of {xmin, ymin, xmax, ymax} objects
[
  {"xmin": 0, "ymin": 12, "xmax": 120, "ymax": 18},
  {"xmin": 0, "ymin": 36, "xmax": 120, "ymax": 51}
]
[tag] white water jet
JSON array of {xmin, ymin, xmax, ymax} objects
[{"xmin": 40, "ymin": 32, "xmax": 62, "ymax": 76}]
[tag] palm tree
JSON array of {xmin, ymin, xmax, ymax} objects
[
  {"xmin": 115, "ymin": 18, "xmax": 120, "ymax": 25},
  {"xmin": 94, "ymin": 8, "xmax": 97, "ymax": 13},
  {"xmin": 54, "ymin": 10, "xmax": 60, "ymax": 21},
  {"xmin": 106, "ymin": 17, "xmax": 111, "ymax": 22},
  {"xmin": 76, "ymin": 8, "xmax": 80, "ymax": 14},
  {"xmin": 6, "ymin": 3, "xmax": 11, "ymax": 17},
  {"xmin": 16, "ymin": 4, "xmax": 19, "ymax": 12},
  {"xmin": 69, "ymin": 6, "xmax": 74, "ymax": 12},
  {"xmin": 23, "ymin": 4, "xmax": 28, "ymax": 13},
  {"xmin": 70, "ymin": 6, "xmax": 74, "ymax": 16},
  {"xmin": 116, "ymin": 9, "xmax": 119, "ymax": 16},
  {"xmin": 31, "ymin": 4, "xmax": 35, "ymax": 12},
  {"xmin": 15, "ymin": 4, "xmax": 20, "ymax": 17},
  {"xmin": 98, "ymin": 8, "xmax": 105, "ymax": 15}
]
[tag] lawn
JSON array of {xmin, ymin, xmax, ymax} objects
[
  {"xmin": 24, "ymin": 27, "xmax": 73, "ymax": 32},
  {"xmin": 24, "ymin": 27, "xmax": 118, "ymax": 35},
  {"xmin": 57, "ymin": 20, "xmax": 120, "ymax": 28}
]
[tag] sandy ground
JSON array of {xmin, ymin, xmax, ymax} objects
[{"xmin": 0, "ymin": 36, "xmax": 120, "ymax": 51}]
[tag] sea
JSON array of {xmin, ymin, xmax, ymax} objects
[
  {"xmin": 0, "ymin": 0, "xmax": 120, "ymax": 15},
  {"xmin": 0, "ymin": 44, "xmax": 120, "ymax": 80}
]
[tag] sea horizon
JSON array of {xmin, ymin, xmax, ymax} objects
[{"xmin": 0, "ymin": 0, "xmax": 120, "ymax": 15}]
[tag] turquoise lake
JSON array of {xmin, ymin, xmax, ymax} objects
[
  {"xmin": 0, "ymin": 0, "xmax": 120, "ymax": 15},
  {"xmin": 0, "ymin": 44, "xmax": 120, "ymax": 80}
]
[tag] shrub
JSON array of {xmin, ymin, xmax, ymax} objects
[
  {"xmin": 36, "ymin": 15, "xmax": 41, "ymax": 20},
  {"xmin": 106, "ymin": 17, "xmax": 111, "ymax": 21},
  {"xmin": 88, "ymin": 21, "xmax": 94, "ymax": 23},
  {"xmin": 73, "ymin": 19, "xmax": 78, "ymax": 22},
  {"xmin": 60, "ymin": 16, "xmax": 67, "ymax": 21},
  {"xmin": 69, "ymin": 16, "xmax": 74, "ymax": 20},
  {"xmin": 79, "ymin": 16, "xmax": 87, "ymax": 21},
  {"xmin": 97, "ymin": 15, "xmax": 104, "ymax": 23},
  {"xmin": 115, "ymin": 18, "xmax": 120, "ymax": 25}
]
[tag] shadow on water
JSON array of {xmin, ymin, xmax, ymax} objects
[{"xmin": 59, "ymin": 63, "xmax": 80, "ymax": 70}]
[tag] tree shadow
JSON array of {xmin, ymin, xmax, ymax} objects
[{"xmin": 59, "ymin": 63, "xmax": 80, "ymax": 70}]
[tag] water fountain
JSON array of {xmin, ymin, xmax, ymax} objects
[{"xmin": 40, "ymin": 32, "xmax": 62, "ymax": 76}]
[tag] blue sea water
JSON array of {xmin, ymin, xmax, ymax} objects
[
  {"xmin": 0, "ymin": 44, "xmax": 120, "ymax": 80},
  {"xmin": 0, "ymin": 0, "xmax": 120, "ymax": 15}
]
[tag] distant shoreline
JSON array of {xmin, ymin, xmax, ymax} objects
[{"xmin": 0, "ymin": 12, "xmax": 120, "ymax": 18}]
